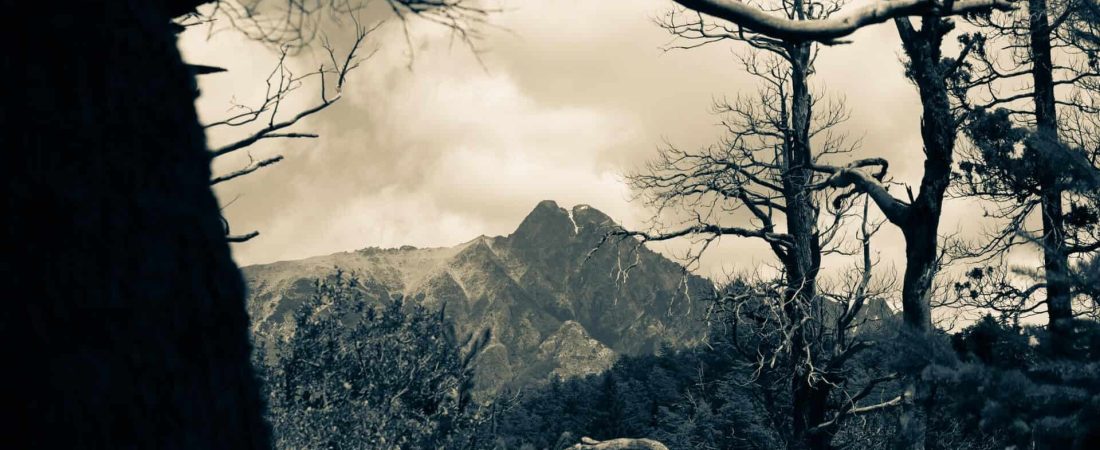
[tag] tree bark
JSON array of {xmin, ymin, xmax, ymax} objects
[
  {"xmin": 2, "ymin": 2, "xmax": 270, "ymax": 448},
  {"xmin": 784, "ymin": 39, "xmax": 831, "ymax": 450},
  {"xmin": 890, "ymin": 16, "xmax": 956, "ymax": 450},
  {"xmin": 1028, "ymin": 0, "xmax": 1074, "ymax": 356}
]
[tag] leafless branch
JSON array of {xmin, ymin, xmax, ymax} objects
[
  {"xmin": 211, "ymin": 155, "xmax": 286, "ymax": 185},
  {"xmin": 673, "ymin": 0, "xmax": 1016, "ymax": 44}
]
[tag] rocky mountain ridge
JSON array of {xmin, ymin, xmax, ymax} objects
[{"xmin": 243, "ymin": 201, "xmax": 714, "ymax": 391}]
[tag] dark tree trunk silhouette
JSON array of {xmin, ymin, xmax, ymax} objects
[
  {"xmin": 806, "ymin": 16, "xmax": 961, "ymax": 450},
  {"xmin": 1028, "ymin": 0, "xmax": 1074, "ymax": 356},
  {"xmin": 2, "ymin": 1, "xmax": 270, "ymax": 447},
  {"xmin": 784, "ymin": 40, "xmax": 830, "ymax": 450},
  {"xmin": 951, "ymin": 0, "xmax": 1096, "ymax": 356},
  {"xmin": 890, "ymin": 16, "xmax": 955, "ymax": 450}
]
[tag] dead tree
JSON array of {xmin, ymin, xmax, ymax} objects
[
  {"xmin": 599, "ymin": 3, "xmax": 909, "ymax": 448},
  {"xmin": 704, "ymin": 200, "xmax": 898, "ymax": 449},
  {"xmin": 660, "ymin": 1, "xmax": 1019, "ymax": 449},
  {"xmin": 804, "ymin": 15, "xmax": 968, "ymax": 450}
]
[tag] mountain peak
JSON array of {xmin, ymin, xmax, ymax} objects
[
  {"xmin": 534, "ymin": 199, "xmax": 562, "ymax": 210},
  {"xmin": 571, "ymin": 204, "xmax": 614, "ymax": 234},
  {"xmin": 511, "ymin": 200, "xmax": 578, "ymax": 245},
  {"xmin": 512, "ymin": 201, "xmax": 619, "ymax": 244}
]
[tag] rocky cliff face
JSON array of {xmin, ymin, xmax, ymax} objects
[{"xmin": 243, "ymin": 201, "xmax": 713, "ymax": 391}]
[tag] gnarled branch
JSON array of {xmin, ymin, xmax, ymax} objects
[
  {"xmin": 610, "ymin": 223, "xmax": 794, "ymax": 248},
  {"xmin": 812, "ymin": 159, "xmax": 910, "ymax": 224},
  {"xmin": 673, "ymin": 0, "xmax": 1016, "ymax": 44}
]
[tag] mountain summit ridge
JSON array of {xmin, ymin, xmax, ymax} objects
[{"xmin": 243, "ymin": 201, "xmax": 712, "ymax": 391}]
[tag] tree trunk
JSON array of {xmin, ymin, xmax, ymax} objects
[
  {"xmin": 784, "ymin": 41, "xmax": 831, "ymax": 450},
  {"xmin": 1028, "ymin": 0, "xmax": 1074, "ymax": 356},
  {"xmin": 891, "ymin": 17, "xmax": 955, "ymax": 450},
  {"xmin": 2, "ymin": 2, "xmax": 271, "ymax": 448}
]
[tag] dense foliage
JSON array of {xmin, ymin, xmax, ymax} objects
[
  {"xmin": 936, "ymin": 316, "xmax": 1100, "ymax": 449},
  {"xmin": 242, "ymin": 259, "xmax": 1100, "ymax": 450},
  {"xmin": 483, "ymin": 345, "xmax": 781, "ymax": 450},
  {"xmin": 251, "ymin": 270, "xmax": 1100, "ymax": 449},
  {"xmin": 481, "ymin": 278, "xmax": 898, "ymax": 450},
  {"xmin": 479, "ymin": 333, "xmax": 1100, "ymax": 450},
  {"xmin": 254, "ymin": 271, "xmax": 490, "ymax": 449},
  {"xmin": 482, "ymin": 293, "xmax": 1100, "ymax": 450}
]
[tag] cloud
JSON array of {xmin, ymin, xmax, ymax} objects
[
  {"xmin": 182, "ymin": 8, "xmax": 650, "ymax": 267},
  {"xmin": 180, "ymin": 0, "xmax": 994, "ymax": 283}
]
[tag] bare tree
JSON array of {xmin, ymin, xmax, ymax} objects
[
  {"xmin": 658, "ymin": 1, "xmax": 1019, "ymax": 449},
  {"xmin": 596, "ymin": 2, "xmax": 914, "ymax": 448},
  {"xmin": 806, "ymin": 14, "xmax": 971, "ymax": 449},
  {"xmin": 703, "ymin": 200, "xmax": 899, "ymax": 449}
]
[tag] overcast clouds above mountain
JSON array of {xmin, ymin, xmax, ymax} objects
[{"xmin": 180, "ymin": 0, "xmax": 989, "ymax": 280}]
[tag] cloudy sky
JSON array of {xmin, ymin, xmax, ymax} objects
[{"xmin": 181, "ymin": 0, "xmax": 989, "ymax": 281}]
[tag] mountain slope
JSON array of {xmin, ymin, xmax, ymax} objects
[{"xmin": 243, "ymin": 200, "xmax": 713, "ymax": 391}]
